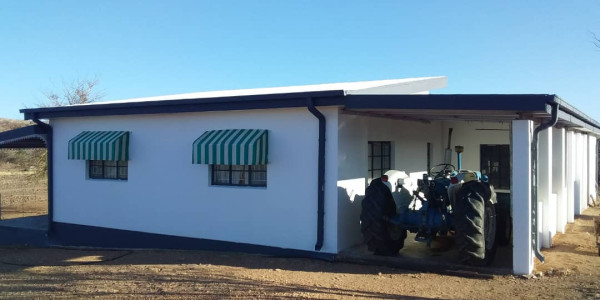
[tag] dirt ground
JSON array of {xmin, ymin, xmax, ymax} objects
[
  {"xmin": 0, "ymin": 207, "xmax": 598, "ymax": 299},
  {"xmin": 0, "ymin": 163, "xmax": 47, "ymax": 220},
  {"xmin": 0, "ymin": 165, "xmax": 598, "ymax": 299}
]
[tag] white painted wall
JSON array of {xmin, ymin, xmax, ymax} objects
[
  {"xmin": 511, "ymin": 120, "xmax": 534, "ymax": 275},
  {"xmin": 441, "ymin": 121, "xmax": 511, "ymax": 174},
  {"xmin": 538, "ymin": 128, "xmax": 552, "ymax": 248},
  {"xmin": 51, "ymin": 107, "xmax": 340, "ymax": 254},
  {"xmin": 552, "ymin": 128, "xmax": 567, "ymax": 234},
  {"xmin": 570, "ymin": 132, "xmax": 596, "ymax": 216},
  {"xmin": 337, "ymin": 114, "xmax": 368, "ymax": 251},
  {"xmin": 366, "ymin": 118, "xmax": 444, "ymax": 174},
  {"xmin": 574, "ymin": 133, "xmax": 582, "ymax": 214},
  {"xmin": 566, "ymin": 131, "xmax": 575, "ymax": 223},
  {"xmin": 589, "ymin": 136, "xmax": 597, "ymax": 207},
  {"xmin": 582, "ymin": 134, "xmax": 589, "ymax": 214}
]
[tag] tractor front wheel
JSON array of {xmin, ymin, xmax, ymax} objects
[{"xmin": 455, "ymin": 181, "xmax": 497, "ymax": 266}]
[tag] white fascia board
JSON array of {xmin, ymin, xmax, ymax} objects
[{"xmin": 345, "ymin": 76, "xmax": 447, "ymax": 95}]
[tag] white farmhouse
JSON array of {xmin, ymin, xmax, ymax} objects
[{"xmin": 0, "ymin": 76, "xmax": 597, "ymax": 275}]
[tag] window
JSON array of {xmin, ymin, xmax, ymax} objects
[
  {"xmin": 211, "ymin": 164, "xmax": 267, "ymax": 187},
  {"xmin": 480, "ymin": 145, "xmax": 509, "ymax": 189},
  {"xmin": 89, "ymin": 160, "xmax": 128, "ymax": 180},
  {"xmin": 368, "ymin": 141, "xmax": 391, "ymax": 182}
]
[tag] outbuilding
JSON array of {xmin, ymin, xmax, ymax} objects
[{"xmin": 0, "ymin": 76, "xmax": 597, "ymax": 275}]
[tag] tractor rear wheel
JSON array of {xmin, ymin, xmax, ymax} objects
[
  {"xmin": 360, "ymin": 208, "xmax": 406, "ymax": 255},
  {"xmin": 455, "ymin": 181, "xmax": 497, "ymax": 266}
]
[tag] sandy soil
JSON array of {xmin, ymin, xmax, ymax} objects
[
  {"xmin": 0, "ymin": 207, "xmax": 598, "ymax": 299},
  {"xmin": 0, "ymin": 165, "xmax": 47, "ymax": 220},
  {"xmin": 0, "ymin": 166, "xmax": 598, "ymax": 299}
]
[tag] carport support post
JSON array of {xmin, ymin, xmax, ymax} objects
[
  {"xmin": 575, "ymin": 133, "xmax": 584, "ymax": 215},
  {"xmin": 552, "ymin": 128, "xmax": 567, "ymax": 234},
  {"xmin": 581, "ymin": 134, "xmax": 589, "ymax": 214},
  {"xmin": 511, "ymin": 120, "xmax": 534, "ymax": 275},
  {"xmin": 566, "ymin": 131, "xmax": 575, "ymax": 223},
  {"xmin": 538, "ymin": 127, "xmax": 552, "ymax": 249},
  {"xmin": 588, "ymin": 136, "xmax": 597, "ymax": 208}
]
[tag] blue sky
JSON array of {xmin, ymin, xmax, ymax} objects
[{"xmin": 1, "ymin": 1, "xmax": 599, "ymax": 120}]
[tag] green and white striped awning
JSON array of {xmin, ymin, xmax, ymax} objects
[
  {"xmin": 193, "ymin": 129, "xmax": 268, "ymax": 165},
  {"xmin": 68, "ymin": 131, "xmax": 130, "ymax": 161}
]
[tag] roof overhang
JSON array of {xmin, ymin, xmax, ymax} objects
[
  {"xmin": 18, "ymin": 88, "xmax": 600, "ymax": 136},
  {"xmin": 342, "ymin": 94, "xmax": 600, "ymax": 135},
  {"xmin": 20, "ymin": 77, "xmax": 446, "ymax": 120},
  {"xmin": 0, "ymin": 125, "xmax": 48, "ymax": 149},
  {"xmin": 20, "ymin": 90, "xmax": 347, "ymax": 119}
]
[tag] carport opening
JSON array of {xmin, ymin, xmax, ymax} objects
[
  {"xmin": 338, "ymin": 115, "xmax": 513, "ymax": 273},
  {"xmin": 0, "ymin": 123, "xmax": 49, "ymax": 231},
  {"xmin": 0, "ymin": 148, "xmax": 48, "ymax": 220}
]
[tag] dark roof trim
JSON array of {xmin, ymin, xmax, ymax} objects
[
  {"xmin": 551, "ymin": 96, "xmax": 600, "ymax": 132},
  {"xmin": 346, "ymin": 94, "xmax": 600, "ymax": 134},
  {"xmin": 19, "ymin": 92, "xmax": 600, "ymax": 134},
  {"xmin": 345, "ymin": 94, "xmax": 554, "ymax": 111},
  {"xmin": 20, "ymin": 92, "xmax": 553, "ymax": 120},
  {"xmin": 21, "ymin": 90, "xmax": 346, "ymax": 119},
  {"xmin": 0, "ymin": 125, "xmax": 48, "ymax": 149}
]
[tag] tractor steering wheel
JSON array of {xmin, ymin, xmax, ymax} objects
[{"xmin": 429, "ymin": 163, "xmax": 456, "ymax": 178}]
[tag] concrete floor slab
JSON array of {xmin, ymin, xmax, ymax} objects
[{"xmin": 338, "ymin": 233, "xmax": 512, "ymax": 276}]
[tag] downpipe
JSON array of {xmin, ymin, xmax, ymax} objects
[
  {"xmin": 307, "ymin": 97, "xmax": 326, "ymax": 251},
  {"xmin": 531, "ymin": 102, "xmax": 559, "ymax": 263}
]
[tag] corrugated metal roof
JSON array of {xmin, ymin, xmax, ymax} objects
[{"xmin": 0, "ymin": 125, "xmax": 48, "ymax": 149}]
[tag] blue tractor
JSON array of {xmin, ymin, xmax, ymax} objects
[{"xmin": 360, "ymin": 149, "xmax": 498, "ymax": 265}]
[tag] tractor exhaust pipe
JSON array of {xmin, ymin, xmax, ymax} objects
[{"xmin": 455, "ymin": 145, "xmax": 464, "ymax": 170}]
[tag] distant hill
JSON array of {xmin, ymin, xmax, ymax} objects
[{"xmin": 0, "ymin": 118, "xmax": 33, "ymax": 132}]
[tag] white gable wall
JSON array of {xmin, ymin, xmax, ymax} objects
[{"xmin": 51, "ymin": 107, "xmax": 339, "ymax": 254}]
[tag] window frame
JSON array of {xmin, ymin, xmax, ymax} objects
[
  {"xmin": 88, "ymin": 160, "xmax": 128, "ymax": 180},
  {"xmin": 480, "ymin": 144, "xmax": 510, "ymax": 190},
  {"xmin": 368, "ymin": 141, "xmax": 392, "ymax": 182},
  {"xmin": 211, "ymin": 164, "xmax": 267, "ymax": 187}
]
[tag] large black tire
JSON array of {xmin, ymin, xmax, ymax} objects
[
  {"xmin": 455, "ymin": 181, "xmax": 497, "ymax": 265},
  {"xmin": 360, "ymin": 200, "xmax": 406, "ymax": 255},
  {"xmin": 360, "ymin": 178, "xmax": 405, "ymax": 255}
]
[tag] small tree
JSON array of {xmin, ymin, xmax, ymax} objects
[
  {"xmin": 40, "ymin": 77, "xmax": 104, "ymax": 107},
  {"xmin": 31, "ymin": 77, "xmax": 105, "ymax": 177}
]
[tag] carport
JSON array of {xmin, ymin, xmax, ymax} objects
[
  {"xmin": 337, "ymin": 94, "xmax": 600, "ymax": 275},
  {"xmin": 0, "ymin": 123, "xmax": 51, "ymax": 246}
]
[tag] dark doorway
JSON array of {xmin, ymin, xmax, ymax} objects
[{"xmin": 480, "ymin": 144, "xmax": 510, "ymax": 190}]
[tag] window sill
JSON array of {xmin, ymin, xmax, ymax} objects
[
  {"xmin": 210, "ymin": 184, "xmax": 267, "ymax": 190},
  {"xmin": 86, "ymin": 178, "xmax": 128, "ymax": 182}
]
